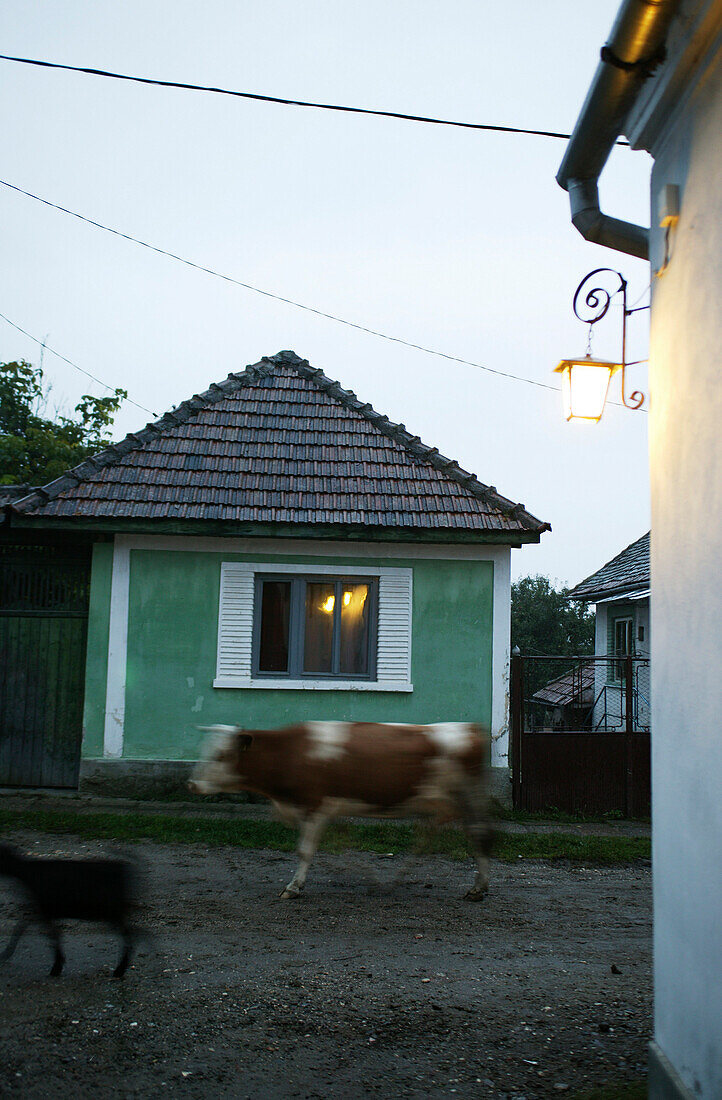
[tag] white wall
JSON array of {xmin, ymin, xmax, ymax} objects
[
  {"xmin": 591, "ymin": 599, "xmax": 650, "ymax": 731},
  {"xmin": 632, "ymin": 22, "xmax": 722, "ymax": 1097}
]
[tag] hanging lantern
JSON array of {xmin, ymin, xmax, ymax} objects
[
  {"xmin": 556, "ymin": 269, "xmax": 646, "ymax": 422},
  {"xmin": 554, "ymin": 356, "xmax": 622, "ymax": 422}
]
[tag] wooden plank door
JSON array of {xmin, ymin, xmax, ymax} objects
[{"xmin": 0, "ymin": 542, "xmax": 91, "ymax": 788}]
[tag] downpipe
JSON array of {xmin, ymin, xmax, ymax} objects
[{"xmin": 557, "ymin": 0, "xmax": 680, "ymax": 260}]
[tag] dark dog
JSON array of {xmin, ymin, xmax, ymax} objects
[{"xmin": 0, "ymin": 843, "xmax": 136, "ymax": 978}]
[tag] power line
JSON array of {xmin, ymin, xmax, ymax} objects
[
  {"xmin": 0, "ymin": 179, "xmax": 646, "ymax": 412},
  {"xmin": 0, "ymin": 178, "xmax": 564, "ymax": 396},
  {"xmin": 0, "ymin": 53, "xmax": 630, "ymax": 145},
  {"xmin": 0, "ymin": 310, "xmax": 158, "ymax": 417}
]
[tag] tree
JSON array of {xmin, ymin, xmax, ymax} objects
[
  {"xmin": 0, "ymin": 360, "xmax": 126, "ymax": 486},
  {"xmin": 511, "ymin": 574, "xmax": 594, "ymax": 657},
  {"xmin": 511, "ymin": 575, "xmax": 595, "ymax": 701}
]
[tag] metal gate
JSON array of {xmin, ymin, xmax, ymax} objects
[
  {"xmin": 0, "ymin": 541, "xmax": 91, "ymax": 788},
  {"xmin": 510, "ymin": 652, "xmax": 651, "ymax": 817}
]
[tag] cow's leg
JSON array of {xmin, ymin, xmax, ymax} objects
[
  {"xmin": 458, "ymin": 781, "xmax": 494, "ymax": 901},
  {"xmin": 0, "ymin": 916, "xmax": 30, "ymax": 963},
  {"xmin": 280, "ymin": 811, "xmax": 328, "ymax": 899},
  {"xmin": 45, "ymin": 921, "xmax": 65, "ymax": 977},
  {"xmin": 371, "ymin": 821, "xmax": 432, "ymax": 894},
  {"xmin": 113, "ymin": 922, "xmax": 133, "ymax": 978}
]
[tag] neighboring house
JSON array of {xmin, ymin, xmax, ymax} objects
[
  {"xmin": 567, "ymin": 533, "xmax": 650, "ymax": 732},
  {"xmin": 531, "ymin": 661, "xmax": 595, "ymax": 730},
  {"xmin": 0, "ymin": 350, "xmax": 548, "ymax": 796},
  {"xmin": 558, "ymin": 1, "xmax": 722, "ymax": 1095}
]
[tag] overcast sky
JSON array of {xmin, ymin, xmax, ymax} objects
[{"xmin": 0, "ymin": 1, "xmax": 652, "ymax": 585}]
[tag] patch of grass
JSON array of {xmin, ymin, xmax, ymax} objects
[
  {"xmin": 497, "ymin": 806, "xmax": 651, "ymax": 826},
  {"xmin": 0, "ymin": 808, "xmax": 296, "ymax": 850},
  {"xmin": 0, "ymin": 809, "xmax": 650, "ymax": 863},
  {"xmin": 571, "ymin": 1080, "xmax": 646, "ymax": 1100},
  {"xmin": 494, "ymin": 831, "xmax": 650, "ymax": 863}
]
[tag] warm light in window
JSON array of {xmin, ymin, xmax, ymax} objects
[
  {"xmin": 554, "ymin": 357, "xmax": 622, "ymax": 422},
  {"xmin": 320, "ymin": 595, "xmax": 335, "ymax": 613},
  {"xmin": 343, "ymin": 591, "xmax": 352, "ymax": 606}
]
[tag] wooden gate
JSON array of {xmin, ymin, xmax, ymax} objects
[
  {"xmin": 510, "ymin": 652, "xmax": 651, "ymax": 817},
  {"xmin": 0, "ymin": 541, "xmax": 91, "ymax": 788}
]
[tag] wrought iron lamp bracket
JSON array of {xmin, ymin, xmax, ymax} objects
[{"xmin": 572, "ymin": 268, "xmax": 645, "ymax": 410}]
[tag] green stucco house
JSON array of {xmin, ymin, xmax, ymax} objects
[{"xmin": 0, "ymin": 351, "xmax": 549, "ymax": 794}]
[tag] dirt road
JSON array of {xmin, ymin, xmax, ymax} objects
[{"xmin": 0, "ymin": 835, "xmax": 651, "ymax": 1099}]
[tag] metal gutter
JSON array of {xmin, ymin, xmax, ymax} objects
[{"xmin": 557, "ymin": 0, "xmax": 680, "ymax": 259}]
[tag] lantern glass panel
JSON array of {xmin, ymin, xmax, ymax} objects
[
  {"xmin": 570, "ymin": 361, "xmax": 614, "ymax": 420},
  {"xmin": 555, "ymin": 358, "xmax": 620, "ymax": 422}
]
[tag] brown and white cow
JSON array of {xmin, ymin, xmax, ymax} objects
[{"xmin": 189, "ymin": 721, "xmax": 493, "ymax": 900}]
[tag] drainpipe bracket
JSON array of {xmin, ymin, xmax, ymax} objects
[{"xmin": 600, "ymin": 43, "xmax": 667, "ymax": 78}]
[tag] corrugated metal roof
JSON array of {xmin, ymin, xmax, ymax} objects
[
  {"xmin": 7, "ymin": 352, "xmax": 550, "ymax": 537},
  {"xmin": 568, "ymin": 532, "xmax": 650, "ymax": 602}
]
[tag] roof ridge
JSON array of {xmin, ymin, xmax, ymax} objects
[
  {"xmin": 274, "ymin": 352, "xmax": 549, "ymax": 532},
  {"xmin": 8, "ymin": 349, "xmax": 549, "ymax": 535},
  {"xmin": 9, "ymin": 356, "xmax": 278, "ymax": 513},
  {"xmin": 568, "ymin": 530, "xmax": 650, "ymax": 599}
]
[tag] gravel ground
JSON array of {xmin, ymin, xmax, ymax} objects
[{"xmin": 0, "ymin": 834, "xmax": 652, "ymax": 1099}]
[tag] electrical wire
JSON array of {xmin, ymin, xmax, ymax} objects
[
  {"xmin": 0, "ymin": 54, "xmax": 631, "ymax": 144},
  {"xmin": 0, "ymin": 310, "xmax": 158, "ymax": 417},
  {"xmin": 0, "ymin": 179, "xmax": 646, "ymax": 412},
  {"xmin": 0, "ymin": 178, "xmax": 564, "ymax": 396}
]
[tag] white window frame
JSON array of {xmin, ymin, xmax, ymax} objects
[
  {"xmin": 612, "ymin": 615, "xmax": 634, "ymax": 682},
  {"xmin": 214, "ymin": 562, "xmax": 413, "ymax": 691}
]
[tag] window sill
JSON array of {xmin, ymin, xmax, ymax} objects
[{"xmin": 213, "ymin": 677, "xmax": 413, "ymax": 692}]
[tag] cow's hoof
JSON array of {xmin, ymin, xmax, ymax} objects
[
  {"xmin": 464, "ymin": 886, "xmax": 488, "ymax": 902},
  {"xmin": 280, "ymin": 886, "xmax": 301, "ymax": 900}
]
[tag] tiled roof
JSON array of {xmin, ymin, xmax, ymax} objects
[
  {"xmin": 567, "ymin": 532, "xmax": 650, "ymax": 601},
  {"xmin": 532, "ymin": 662, "xmax": 595, "ymax": 707},
  {"xmin": 7, "ymin": 351, "xmax": 549, "ymax": 538},
  {"xmin": 0, "ymin": 484, "xmax": 35, "ymax": 506}
]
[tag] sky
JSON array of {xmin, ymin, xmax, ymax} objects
[{"xmin": 0, "ymin": 0, "xmax": 652, "ymax": 586}]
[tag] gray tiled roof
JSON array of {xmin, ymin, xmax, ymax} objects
[
  {"xmin": 7, "ymin": 351, "xmax": 549, "ymax": 537},
  {"xmin": 532, "ymin": 662, "xmax": 595, "ymax": 707},
  {"xmin": 0, "ymin": 484, "xmax": 35, "ymax": 506},
  {"xmin": 568, "ymin": 532, "xmax": 650, "ymax": 601}
]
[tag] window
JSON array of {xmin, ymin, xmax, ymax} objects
[
  {"xmin": 214, "ymin": 562, "xmax": 412, "ymax": 691},
  {"xmin": 253, "ymin": 574, "xmax": 377, "ymax": 680},
  {"xmin": 612, "ymin": 616, "xmax": 634, "ymax": 681}
]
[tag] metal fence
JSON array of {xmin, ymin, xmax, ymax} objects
[{"xmin": 510, "ymin": 652, "xmax": 651, "ymax": 817}]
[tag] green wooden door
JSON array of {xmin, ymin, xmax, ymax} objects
[{"xmin": 0, "ymin": 543, "xmax": 91, "ymax": 788}]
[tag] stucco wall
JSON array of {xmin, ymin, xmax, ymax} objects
[
  {"xmin": 591, "ymin": 599, "xmax": 650, "ymax": 732},
  {"xmin": 83, "ymin": 535, "xmax": 511, "ymax": 767},
  {"xmin": 643, "ymin": 38, "xmax": 722, "ymax": 1100}
]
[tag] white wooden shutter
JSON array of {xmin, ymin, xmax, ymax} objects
[
  {"xmin": 214, "ymin": 562, "xmax": 254, "ymax": 686},
  {"xmin": 376, "ymin": 568, "xmax": 413, "ymax": 689},
  {"xmin": 214, "ymin": 561, "xmax": 413, "ymax": 691}
]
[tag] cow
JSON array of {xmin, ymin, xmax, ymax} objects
[
  {"xmin": 189, "ymin": 721, "xmax": 493, "ymax": 900},
  {"xmin": 0, "ymin": 843, "xmax": 137, "ymax": 978}
]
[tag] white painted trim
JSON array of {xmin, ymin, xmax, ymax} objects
[
  {"xmin": 213, "ymin": 677, "xmax": 413, "ymax": 692},
  {"xmin": 107, "ymin": 532, "xmax": 513, "ymax": 563},
  {"xmin": 595, "ymin": 589, "xmax": 650, "ymax": 604},
  {"xmin": 103, "ymin": 537, "xmax": 130, "ymax": 758},
  {"xmin": 490, "ymin": 548, "xmax": 511, "ymax": 768},
  {"xmin": 216, "ymin": 562, "xmax": 408, "ymax": 576}
]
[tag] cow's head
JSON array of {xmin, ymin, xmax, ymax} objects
[{"xmin": 188, "ymin": 726, "xmax": 253, "ymax": 794}]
